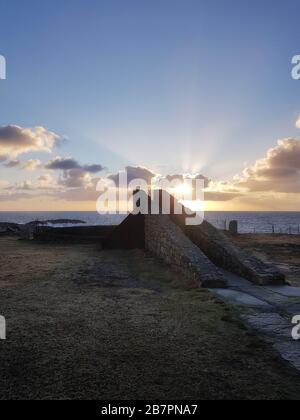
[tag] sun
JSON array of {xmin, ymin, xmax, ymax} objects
[
  {"xmin": 170, "ymin": 182, "xmax": 206, "ymax": 212},
  {"xmin": 172, "ymin": 183, "xmax": 193, "ymax": 197}
]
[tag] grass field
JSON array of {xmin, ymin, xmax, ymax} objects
[{"xmin": 0, "ymin": 237, "xmax": 300, "ymax": 400}]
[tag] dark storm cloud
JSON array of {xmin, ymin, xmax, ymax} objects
[{"xmin": 45, "ymin": 157, "xmax": 104, "ymax": 173}]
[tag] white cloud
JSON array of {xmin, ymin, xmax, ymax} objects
[
  {"xmin": 234, "ymin": 138, "xmax": 300, "ymax": 193},
  {"xmin": 0, "ymin": 125, "xmax": 60, "ymax": 158},
  {"xmin": 0, "ymin": 179, "xmax": 9, "ymax": 189},
  {"xmin": 36, "ymin": 173, "xmax": 58, "ymax": 189},
  {"xmin": 21, "ymin": 159, "xmax": 42, "ymax": 171}
]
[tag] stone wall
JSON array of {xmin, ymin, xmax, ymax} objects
[
  {"xmin": 34, "ymin": 225, "xmax": 116, "ymax": 244},
  {"xmin": 103, "ymin": 214, "xmax": 145, "ymax": 249},
  {"xmin": 145, "ymin": 215, "xmax": 227, "ymax": 288},
  {"xmin": 185, "ymin": 221, "xmax": 285, "ymax": 286}
]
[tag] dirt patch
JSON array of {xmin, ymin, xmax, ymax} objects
[{"xmin": 0, "ymin": 237, "xmax": 300, "ymax": 400}]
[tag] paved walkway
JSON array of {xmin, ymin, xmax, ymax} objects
[{"xmin": 211, "ymin": 271, "xmax": 300, "ymax": 372}]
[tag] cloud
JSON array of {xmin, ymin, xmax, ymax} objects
[
  {"xmin": 194, "ymin": 174, "xmax": 212, "ymax": 187},
  {"xmin": 4, "ymin": 160, "xmax": 20, "ymax": 168},
  {"xmin": 55, "ymin": 179, "xmax": 100, "ymax": 201},
  {"xmin": 296, "ymin": 115, "xmax": 300, "ymax": 129},
  {"xmin": 59, "ymin": 165, "xmax": 157, "ymax": 203},
  {"xmin": 235, "ymin": 138, "xmax": 300, "ymax": 193},
  {"xmin": 106, "ymin": 168, "xmax": 232, "ymax": 202},
  {"xmin": 6, "ymin": 173, "xmax": 59, "ymax": 193},
  {"xmin": 0, "ymin": 128, "xmax": 105, "ymax": 202},
  {"xmin": 36, "ymin": 173, "xmax": 58, "ymax": 189},
  {"xmin": 45, "ymin": 156, "xmax": 104, "ymax": 173},
  {"xmin": 16, "ymin": 180, "xmax": 34, "ymax": 191},
  {"xmin": 3, "ymin": 159, "xmax": 42, "ymax": 171},
  {"xmin": 108, "ymin": 166, "xmax": 156, "ymax": 186},
  {"xmin": 45, "ymin": 157, "xmax": 80, "ymax": 171},
  {"xmin": 205, "ymin": 191, "xmax": 242, "ymax": 201},
  {"xmin": 164, "ymin": 173, "xmax": 211, "ymax": 188},
  {"xmin": 6, "ymin": 138, "xmax": 300, "ymax": 205},
  {"xmin": 0, "ymin": 192, "xmax": 32, "ymax": 201},
  {"xmin": 83, "ymin": 164, "xmax": 104, "ymax": 173},
  {"xmin": 21, "ymin": 159, "xmax": 42, "ymax": 171},
  {"xmin": 58, "ymin": 168, "xmax": 94, "ymax": 189},
  {"xmin": 165, "ymin": 174, "xmax": 185, "ymax": 183},
  {"xmin": 45, "ymin": 157, "xmax": 104, "ymax": 190},
  {"xmin": 0, "ymin": 179, "xmax": 9, "ymax": 189},
  {"xmin": 0, "ymin": 125, "xmax": 60, "ymax": 158}
]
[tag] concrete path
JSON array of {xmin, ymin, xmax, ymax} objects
[{"xmin": 210, "ymin": 271, "xmax": 300, "ymax": 373}]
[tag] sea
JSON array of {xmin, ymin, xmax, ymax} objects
[{"xmin": 1, "ymin": 211, "xmax": 300, "ymax": 234}]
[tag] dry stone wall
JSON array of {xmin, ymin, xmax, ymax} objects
[{"xmin": 145, "ymin": 215, "xmax": 227, "ymax": 288}]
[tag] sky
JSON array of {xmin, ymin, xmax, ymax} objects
[{"xmin": 0, "ymin": 0, "xmax": 300, "ymax": 211}]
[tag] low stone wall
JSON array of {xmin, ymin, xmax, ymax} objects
[
  {"xmin": 34, "ymin": 226, "xmax": 116, "ymax": 244},
  {"xmin": 185, "ymin": 221, "xmax": 285, "ymax": 286},
  {"xmin": 145, "ymin": 215, "xmax": 227, "ymax": 288}
]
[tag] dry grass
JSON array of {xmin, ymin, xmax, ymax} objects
[{"xmin": 0, "ymin": 237, "xmax": 300, "ymax": 400}]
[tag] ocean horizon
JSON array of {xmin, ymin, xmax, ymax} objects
[{"xmin": 1, "ymin": 211, "xmax": 300, "ymax": 234}]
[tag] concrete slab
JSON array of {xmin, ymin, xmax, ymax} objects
[
  {"xmin": 266, "ymin": 285, "xmax": 300, "ymax": 298},
  {"xmin": 220, "ymin": 270, "xmax": 300, "ymax": 312},
  {"xmin": 221, "ymin": 271, "xmax": 254, "ymax": 289},
  {"xmin": 215, "ymin": 270, "xmax": 300, "ymax": 374},
  {"xmin": 212, "ymin": 288, "xmax": 271, "ymax": 308},
  {"xmin": 241, "ymin": 313, "xmax": 292, "ymax": 341}
]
